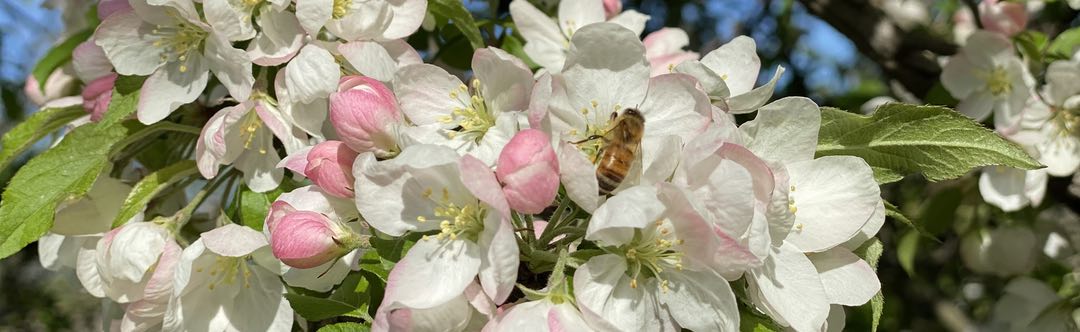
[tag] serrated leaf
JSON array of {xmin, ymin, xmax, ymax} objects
[
  {"xmin": 0, "ymin": 105, "xmax": 85, "ymax": 172},
  {"xmin": 317, "ymin": 322, "xmax": 371, "ymax": 332},
  {"xmin": 0, "ymin": 119, "xmax": 143, "ymax": 258},
  {"xmin": 99, "ymin": 75, "xmax": 146, "ymax": 127},
  {"xmin": 854, "ymin": 238, "xmax": 885, "ymax": 332},
  {"xmin": 1048, "ymin": 27, "xmax": 1080, "ymax": 60},
  {"xmin": 884, "ymin": 201, "xmax": 938, "ymax": 242},
  {"xmin": 816, "ymin": 104, "xmax": 1041, "ymax": 184},
  {"xmin": 31, "ymin": 29, "xmax": 93, "ymax": 92},
  {"xmin": 428, "ymin": 0, "xmax": 485, "ymax": 50},
  {"xmin": 111, "ymin": 160, "xmax": 197, "ymax": 227},
  {"xmin": 870, "ymin": 292, "xmax": 884, "ymax": 332},
  {"xmin": 237, "ymin": 185, "xmax": 283, "ymax": 232}
]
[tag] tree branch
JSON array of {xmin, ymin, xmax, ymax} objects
[{"xmin": 797, "ymin": 0, "xmax": 958, "ymax": 97}]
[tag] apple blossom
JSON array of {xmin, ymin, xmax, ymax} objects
[
  {"xmin": 979, "ymin": 166, "xmax": 1047, "ymax": 212},
  {"xmin": 195, "ymin": 98, "xmax": 308, "ymax": 193},
  {"xmin": 675, "ymin": 35, "xmax": 785, "ymax": 113},
  {"xmin": 979, "ymin": 0, "xmax": 1028, "ymax": 37},
  {"xmin": 392, "ymin": 47, "xmax": 532, "ymax": 164},
  {"xmin": 643, "ymin": 28, "xmax": 700, "ymax": 77},
  {"xmin": 295, "ymin": 0, "xmax": 426, "ymax": 42},
  {"xmin": 94, "ymin": 0, "xmax": 254, "ymax": 124},
  {"xmin": 280, "ymin": 140, "xmax": 359, "ymax": 198},
  {"xmin": 330, "ymin": 76, "xmax": 404, "ymax": 157},
  {"xmin": 496, "ymin": 129, "xmax": 560, "ymax": 214},
  {"xmin": 941, "ymin": 31, "xmax": 1031, "ymax": 130},
  {"xmin": 509, "ymin": 0, "xmax": 649, "ymax": 73},
  {"xmin": 82, "ymin": 73, "xmax": 117, "ymax": 122},
  {"xmin": 203, "ymin": 0, "xmax": 288, "ymax": 42},
  {"xmin": 164, "ymin": 224, "xmax": 293, "ymax": 332}
]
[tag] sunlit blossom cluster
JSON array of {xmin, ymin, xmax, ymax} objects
[{"xmin": 29, "ymin": 0, "xmax": 887, "ymax": 331}]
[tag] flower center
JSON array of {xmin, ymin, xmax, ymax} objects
[
  {"xmin": 1051, "ymin": 107, "xmax": 1080, "ymax": 139},
  {"xmin": 150, "ymin": 18, "xmax": 207, "ymax": 73},
  {"xmin": 986, "ymin": 66, "xmax": 1012, "ymax": 97},
  {"xmin": 241, "ymin": 0, "xmax": 263, "ymax": 7},
  {"xmin": 418, "ymin": 188, "xmax": 486, "ymax": 242},
  {"xmin": 195, "ymin": 256, "xmax": 254, "ymax": 290},
  {"xmin": 333, "ymin": 0, "xmax": 352, "ymax": 19},
  {"xmin": 238, "ymin": 110, "xmax": 271, "ymax": 155},
  {"xmin": 441, "ymin": 79, "xmax": 496, "ymax": 143},
  {"xmin": 569, "ymin": 100, "xmax": 623, "ymax": 161},
  {"xmin": 613, "ymin": 221, "xmax": 685, "ymax": 291}
]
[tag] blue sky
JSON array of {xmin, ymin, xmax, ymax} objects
[{"xmin": 0, "ymin": 0, "xmax": 62, "ymax": 83}]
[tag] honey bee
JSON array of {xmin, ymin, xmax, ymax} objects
[{"xmin": 574, "ymin": 108, "xmax": 645, "ymax": 196}]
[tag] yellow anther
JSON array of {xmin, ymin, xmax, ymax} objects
[{"xmin": 416, "ymin": 216, "xmax": 427, "ymax": 222}]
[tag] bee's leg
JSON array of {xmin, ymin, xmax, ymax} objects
[
  {"xmin": 569, "ymin": 135, "xmax": 605, "ymax": 144},
  {"xmin": 610, "ymin": 111, "xmax": 619, "ymax": 122}
]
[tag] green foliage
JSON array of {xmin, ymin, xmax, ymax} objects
[
  {"xmin": 739, "ymin": 305, "xmax": 784, "ymax": 332},
  {"xmin": 0, "ymin": 105, "xmax": 85, "ymax": 172},
  {"xmin": 816, "ymin": 104, "xmax": 1042, "ymax": 184},
  {"xmin": 428, "ymin": 0, "xmax": 485, "ymax": 50},
  {"xmin": 111, "ymin": 160, "xmax": 198, "ymax": 228},
  {"xmin": 31, "ymin": 29, "xmax": 93, "ymax": 92},
  {"xmin": 286, "ymin": 272, "xmax": 373, "ymax": 322},
  {"xmin": 99, "ymin": 76, "xmax": 146, "ymax": 126},
  {"xmin": 885, "ymin": 201, "xmax": 937, "ymax": 241},
  {"xmin": 897, "ymin": 231, "xmax": 919, "ymax": 277},
  {"xmin": 0, "ymin": 119, "xmax": 143, "ymax": 258},
  {"xmin": 236, "ymin": 186, "xmax": 284, "ymax": 232},
  {"xmin": 855, "ymin": 238, "xmax": 884, "ymax": 332},
  {"xmin": 317, "ymin": 322, "xmax": 371, "ymax": 332},
  {"xmin": 1048, "ymin": 27, "xmax": 1080, "ymax": 60}
]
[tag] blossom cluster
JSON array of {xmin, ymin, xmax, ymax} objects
[{"xmin": 28, "ymin": 0, "xmax": 886, "ymax": 331}]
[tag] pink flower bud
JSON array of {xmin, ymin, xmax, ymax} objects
[
  {"xmin": 305, "ymin": 141, "xmax": 359, "ymax": 198},
  {"xmin": 329, "ymin": 76, "xmax": 402, "ymax": 158},
  {"xmin": 603, "ymin": 0, "xmax": 622, "ymax": 19},
  {"xmin": 270, "ymin": 209, "xmax": 355, "ymax": 269},
  {"xmin": 979, "ymin": 0, "xmax": 1027, "ymax": 37},
  {"xmin": 83, "ymin": 73, "xmax": 117, "ymax": 122},
  {"xmin": 496, "ymin": 129, "xmax": 559, "ymax": 214}
]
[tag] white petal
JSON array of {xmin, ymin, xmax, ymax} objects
[
  {"xmin": 607, "ymin": 10, "xmax": 650, "ymax": 35},
  {"xmin": 979, "ymin": 167, "xmax": 1047, "ymax": 212},
  {"xmin": 380, "ymin": 294, "xmax": 473, "ymax": 332},
  {"xmin": 785, "ymin": 157, "xmax": 881, "ymax": 252},
  {"xmin": 94, "ymin": 11, "xmax": 164, "ymax": 76},
  {"xmin": 393, "ymin": 64, "xmax": 467, "ymax": 127},
  {"xmin": 382, "ymin": 238, "xmax": 481, "ymax": 310},
  {"xmin": 558, "ymin": 0, "xmax": 605, "ymax": 36},
  {"xmin": 76, "ymin": 239, "xmax": 106, "ymax": 297},
  {"xmin": 248, "ymin": 7, "xmax": 305, "ymax": 66},
  {"xmin": 491, "ymin": 301, "xmax": 553, "ymax": 332},
  {"xmin": 295, "ymin": 0, "xmax": 333, "ymax": 36},
  {"xmin": 940, "ymin": 54, "xmax": 983, "ymax": 99},
  {"xmin": 748, "ymin": 243, "xmax": 830, "ymax": 332},
  {"xmin": 52, "ymin": 177, "xmax": 131, "ymax": 236},
  {"xmin": 201, "ymin": 224, "xmax": 269, "ymax": 257},
  {"xmin": 956, "ymin": 90, "xmax": 995, "ymax": 121},
  {"xmin": 562, "ymin": 23, "xmax": 649, "ymax": 113},
  {"xmin": 809, "ymin": 247, "xmax": 880, "ymax": 306},
  {"xmin": 728, "ymin": 65, "xmax": 785, "ymax": 113},
  {"xmin": 382, "ymin": 0, "xmax": 427, "ymax": 40},
  {"xmin": 587, "ymin": 185, "xmax": 664, "ymax": 246},
  {"xmin": 557, "ymin": 143, "xmax": 600, "ymax": 212},
  {"xmin": 203, "ymin": 0, "xmax": 256, "ymax": 41},
  {"xmin": 137, "ymin": 59, "xmax": 209, "ymax": 124},
  {"xmin": 509, "ymin": 0, "xmax": 568, "ymax": 72},
  {"xmin": 573, "ymin": 254, "xmax": 663, "ymax": 331},
  {"xmin": 474, "ymin": 47, "xmax": 534, "ymax": 113},
  {"xmin": 638, "ymin": 73, "xmax": 711, "ymax": 144},
  {"xmin": 477, "ymin": 214, "xmax": 519, "ymax": 304},
  {"xmin": 286, "ymin": 44, "xmax": 341, "ymax": 104},
  {"xmin": 226, "ymin": 265, "xmax": 294, "ymax": 332},
  {"xmin": 339, "ymin": 41, "xmax": 400, "ymax": 82},
  {"xmin": 1037, "ymin": 130, "xmax": 1080, "ymax": 177},
  {"xmin": 658, "ymin": 270, "xmax": 739, "ymax": 331},
  {"xmin": 741, "ymin": 96, "xmax": 820, "ymax": 164},
  {"xmin": 281, "ymin": 251, "xmax": 355, "ymax": 292},
  {"xmin": 204, "ymin": 33, "xmax": 254, "ymax": 102},
  {"xmin": 700, "ymin": 36, "xmax": 760, "ymax": 96},
  {"xmin": 355, "ymin": 145, "xmax": 466, "ymax": 236}
]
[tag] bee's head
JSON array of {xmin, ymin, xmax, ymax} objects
[{"xmin": 623, "ymin": 108, "xmax": 641, "ymax": 117}]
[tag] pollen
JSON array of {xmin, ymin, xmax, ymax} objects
[
  {"xmin": 332, "ymin": 0, "xmax": 352, "ymax": 19},
  {"xmin": 426, "ymin": 187, "xmax": 487, "ymax": 242},
  {"xmin": 985, "ymin": 66, "xmax": 1012, "ymax": 97},
  {"xmin": 444, "ymin": 79, "xmax": 496, "ymax": 142}
]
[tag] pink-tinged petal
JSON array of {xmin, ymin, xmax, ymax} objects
[
  {"xmin": 73, "ymin": 40, "xmax": 113, "ymax": 82},
  {"xmin": 265, "ymin": 200, "xmax": 298, "ymax": 235},
  {"xmin": 497, "ymin": 129, "xmax": 560, "ymax": 214},
  {"xmin": 382, "ymin": 238, "xmax": 481, "ymax": 310},
  {"xmin": 248, "ymin": 7, "xmax": 304, "ymax": 66},
  {"xmin": 477, "ymin": 213, "xmax": 519, "ymax": 304},
  {"xmin": 201, "ymin": 224, "xmax": 269, "ymax": 257},
  {"xmin": 82, "ymin": 73, "xmax": 117, "ymax": 122},
  {"xmin": 809, "ymin": 247, "xmax": 880, "ymax": 306},
  {"xmin": 601, "ymin": 0, "xmax": 622, "ymax": 18},
  {"xmin": 527, "ymin": 73, "xmax": 554, "ymax": 132},
  {"xmin": 304, "ymin": 141, "xmax": 360, "ymax": 198},
  {"xmin": 558, "ymin": 143, "xmax": 601, "ymax": 212},
  {"xmin": 460, "ymin": 155, "xmax": 510, "ymax": 218},
  {"xmin": 121, "ymin": 240, "xmax": 179, "ymax": 331},
  {"xmin": 278, "ymin": 146, "xmax": 313, "ymax": 177},
  {"xmin": 465, "ymin": 281, "xmax": 497, "ymax": 319},
  {"xmin": 716, "ymin": 143, "xmax": 775, "ymax": 204},
  {"xmin": 979, "ymin": 0, "xmax": 1027, "ymax": 37},
  {"xmin": 489, "ymin": 301, "xmax": 552, "ymax": 332},
  {"xmin": 747, "ymin": 242, "xmax": 830, "ymax": 332},
  {"xmin": 195, "ymin": 103, "xmax": 248, "ymax": 179},
  {"xmin": 644, "ymin": 28, "xmax": 690, "ymax": 59},
  {"xmin": 270, "ymin": 211, "xmax": 350, "ymax": 269},
  {"xmin": 378, "ymin": 295, "xmax": 472, "ymax": 332},
  {"xmin": 548, "ymin": 303, "xmax": 596, "ymax": 332},
  {"xmin": 648, "ymin": 51, "xmax": 699, "ymax": 77},
  {"xmin": 587, "ymin": 185, "xmax": 665, "ymax": 246},
  {"xmin": 330, "ymin": 76, "xmax": 403, "ymax": 157},
  {"xmin": 657, "ymin": 183, "xmax": 760, "ymax": 276},
  {"xmin": 98, "ymin": 0, "xmax": 132, "ymax": 20}
]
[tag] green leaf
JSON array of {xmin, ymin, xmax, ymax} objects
[
  {"xmin": 816, "ymin": 104, "xmax": 1042, "ymax": 184},
  {"xmin": 500, "ymin": 33, "xmax": 539, "ymax": 69},
  {"xmin": 31, "ymin": 29, "xmax": 93, "ymax": 92},
  {"xmin": 286, "ymin": 272, "xmax": 369, "ymax": 322},
  {"xmin": 739, "ymin": 305, "xmax": 784, "ymax": 332},
  {"xmin": 884, "ymin": 201, "xmax": 938, "ymax": 242},
  {"xmin": 0, "ymin": 119, "xmax": 143, "ymax": 258},
  {"xmin": 317, "ymin": 322, "xmax": 371, "ymax": 332},
  {"xmin": 870, "ymin": 292, "xmax": 884, "ymax": 332},
  {"xmin": 428, "ymin": 0, "xmax": 485, "ymax": 50},
  {"xmin": 0, "ymin": 105, "xmax": 85, "ymax": 172},
  {"xmin": 918, "ymin": 186, "xmax": 965, "ymax": 235},
  {"xmin": 99, "ymin": 75, "xmax": 146, "ymax": 127},
  {"xmin": 1015, "ymin": 30, "xmax": 1048, "ymax": 64},
  {"xmin": 854, "ymin": 238, "xmax": 884, "ymax": 332},
  {"xmin": 1048, "ymin": 27, "xmax": 1080, "ymax": 60},
  {"xmin": 236, "ymin": 185, "xmax": 283, "ymax": 232},
  {"xmin": 897, "ymin": 231, "xmax": 919, "ymax": 277},
  {"xmin": 111, "ymin": 160, "xmax": 198, "ymax": 228}
]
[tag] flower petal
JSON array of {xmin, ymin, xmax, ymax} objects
[
  {"xmin": 474, "ymin": 47, "xmax": 534, "ymax": 113},
  {"xmin": 587, "ymin": 185, "xmax": 664, "ymax": 246},
  {"xmin": 562, "ymin": 23, "xmax": 649, "ymax": 114},
  {"xmin": 509, "ymin": 0, "xmax": 568, "ymax": 72},
  {"xmin": 382, "ymin": 238, "xmax": 481, "ymax": 310},
  {"xmin": 477, "ymin": 213, "xmax": 519, "ymax": 304},
  {"xmin": 286, "ymin": 44, "xmax": 341, "ymax": 104},
  {"xmin": 557, "ymin": 143, "xmax": 601, "ymax": 213},
  {"xmin": 741, "ymin": 96, "xmax": 820, "ymax": 164},
  {"xmin": 784, "ymin": 156, "xmax": 880, "ymax": 252},
  {"xmin": 658, "ymin": 270, "xmax": 739, "ymax": 331},
  {"xmin": 137, "ymin": 60, "xmax": 209, "ymax": 124},
  {"xmin": 393, "ymin": 64, "xmax": 467, "ymax": 127},
  {"xmin": 248, "ymin": 7, "xmax": 305, "ymax": 66},
  {"xmin": 700, "ymin": 36, "xmax": 760, "ymax": 96},
  {"xmin": 747, "ymin": 242, "xmax": 830, "ymax": 332},
  {"xmin": 809, "ymin": 247, "xmax": 880, "ymax": 306},
  {"xmin": 94, "ymin": 11, "xmax": 164, "ymax": 76},
  {"xmin": 201, "ymin": 224, "xmax": 269, "ymax": 257}
]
